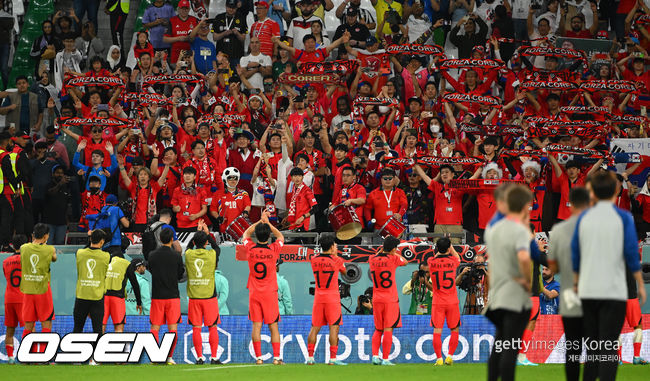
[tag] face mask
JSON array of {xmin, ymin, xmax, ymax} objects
[
  {"xmin": 430, "ymin": 123, "xmax": 440, "ymax": 134},
  {"xmin": 264, "ymin": 84, "xmax": 273, "ymax": 92},
  {"xmin": 89, "ymin": 186, "xmax": 100, "ymax": 193}
]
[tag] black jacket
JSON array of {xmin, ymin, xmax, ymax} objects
[{"xmin": 148, "ymin": 245, "xmax": 185, "ymax": 299}]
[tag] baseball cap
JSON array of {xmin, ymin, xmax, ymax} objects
[
  {"xmin": 366, "ymin": 35, "xmax": 378, "ymax": 46},
  {"xmin": 178, "ymin": 0, "xmax": 191, "ymax": 8},
  {"xmin": 255, "ymin": 1, "xmax": 270, "ymax": 8},
  {"xmin": 226, "ymin": 0, "xmax": 238, "ymax": 7},
  {"xmin": 106, "ymin": 194, "xmax": 118, "ymax": 204},
  {"xmin": 131, "ymin": 258, "xmax": 146, "ymax": 268},
  {"xmin": 346, "ymin": 7, "xmax": 359, "ymax": 16},
  {"xmin": 630, "ymin": 31, "xmax": 640, "ymax": 45},
  {"xmin": 12, "ymin": 132, "xmax": 29, "ymax": 141},
  {"xmin": 408, "ymin": 96, "xmax": 422, "ymax": 105}
]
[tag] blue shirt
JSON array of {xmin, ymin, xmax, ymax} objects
[
  {"xmin": 268, "ymin": 0, "xmax": 289, "ymax": 34},
  {"xmin": 72, "ymin": 151, "xmax": 118, "ymax": 191},
  {"xmin": 190, "ymin": 37, "xmax": 216, "ymax": 75},
  {"xmin": 86, "ymin": 205, "xmax": 125, "ymax": 247},
  {"xmin": 540, "ymin": 278, "xmax": 560, "ymax": 314},
  {"xmin": 141, "ymin": 3, "xmax": 176, "ymax": 49}
]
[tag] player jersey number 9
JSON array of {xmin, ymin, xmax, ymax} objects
[
  {"xmin": 371, "ymin": 270, "xmax": 392, "ymax": 288},
  {"xmin": 253, "ymin": 262, "xmax": 267, "ymax": 279}
]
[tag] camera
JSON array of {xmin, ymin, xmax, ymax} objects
[
  {"xmin": 179, "ymin": 61, "xmax": 189, "ymax": 68},
  {"xmin": 218, "ymin": 68, "xmax": 229, "ymax": 74},
  {"xmin": 359, "ymin": 294, "xmax": 371, "ymax": 304},
  {"xmin": 385, "ymin": 8, "xmax": 401, "ymax": 25},
  {"xmin": 458, "ymin": 262, "xmax": 487, "ymax": 292},
  {"xmin": 417, "ymin": 269, "xmax": 427, "ymax": 278},
  {"xmin": 308, "ymin": 281, "xmax": 351, "ymax": 299},
  {"xmin": 531, "ymin": 1, "xmax": 542, "ymax": 10},
  {"xmin": 442, "ymin": 20, "xmax": 452, "ymax": 26}
]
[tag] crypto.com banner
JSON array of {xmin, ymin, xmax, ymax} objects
[{"xmin": 0, "ymin": 315, "xmax": 648, "ymax": 364}]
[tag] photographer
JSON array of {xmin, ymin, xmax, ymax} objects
[
  {"xmin": 402, "ymin": 262, "xmax": 432, "ymax": 314},
  {"xmin": 455, "ymin": 253, "xmax": 489, "ymax": 314},
  {"xmin": 355, "ymin": 287, "xmax": 373, "ymax": 314},
  {"xmin": 371, "ymin": 0, "xmax": 403, "ymax": 37},
  {"xmin": 43, "ymin": 165, "xmax": 72, "ymax": 244}
]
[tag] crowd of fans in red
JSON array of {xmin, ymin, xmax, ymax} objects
[{"xmin": 1, "ymin": 0, "xmax": 650, "ymax": 250}]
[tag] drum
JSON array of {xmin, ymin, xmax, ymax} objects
[
  {"xmin": 376, "ymin": 217, "xmax": 406, "ymax": 239},
  {"xmin": 225, "ymin": 215, "xmax": 251, "ymax": 242},
  {"xmin": 328, "ymin": 204, "xmax": 362, "ymax": 241}
]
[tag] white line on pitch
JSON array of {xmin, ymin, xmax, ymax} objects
[{"xmin": 184, "ymin": 364, "xmax": 271, "ymax": 371}]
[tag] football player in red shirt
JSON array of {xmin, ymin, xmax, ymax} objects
[
  {"xmin": 242, "ymin": 211, "xmax": 285, "ymax": 365},
  {"xmin": 427, "ymin": 237, "xmax": 462, "ymax": 366},
  {"xmin": 3, "ymin": 234, "xmax": 27, "ymax": 364},
  {"xmin": 369, "ymin": 235, "xmax": 407, "ymax": 365},
  {"xmin": 171, "ymin": 166, "xmax": 208, "ymax": 231},
  {"xmin": 210, "ymin": 167, "xmax": 251, "ymax": 235},
  {"xmin": 305, "ymin": 234, "xmax": 348, "ymax": 365}
]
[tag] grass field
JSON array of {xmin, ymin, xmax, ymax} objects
[{"xmin": 0, "ymin": 363, "xmax": 648, "ymax": 380}]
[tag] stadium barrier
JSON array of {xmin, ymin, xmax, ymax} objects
[{"xmin": 1, "ymin": 315, "xmax": 648, "ymax": 364}]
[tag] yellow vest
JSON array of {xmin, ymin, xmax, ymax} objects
[{"xmin": 108, "ymin": 0, "xmax": 129, "ymax": 13}]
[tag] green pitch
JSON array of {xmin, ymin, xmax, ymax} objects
[{"xmin": 1, "ymin": 363, "xmax": 649, "ymax": 380}]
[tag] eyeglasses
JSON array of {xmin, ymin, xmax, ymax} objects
[
  {"xmin": 215, "ymin": 130, "xmax": 223, "ymax": 135},
  {"xmin": 91, "ymin": 129, "xmax": 102, "ymax": 133},
  {"xmin": 382, "ymin": 177, "xmax": 393, "ymax": 181}
]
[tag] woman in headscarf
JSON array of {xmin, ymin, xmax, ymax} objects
[
  {"xmin": 30, "ymin": 20, "xmax": 63, "ymax": 76},
  {"xmin": 106, "ymin": 44, "xmax": 124, "ymax": 72}
]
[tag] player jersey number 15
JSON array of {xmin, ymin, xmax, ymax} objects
[{"xmin": 432, "ymin": 270, "xmax": 454, "ymax": 289}]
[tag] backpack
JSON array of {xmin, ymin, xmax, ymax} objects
[{"xmin": 142, "ymin": 220, "xmax": 165, "ymax": 260}]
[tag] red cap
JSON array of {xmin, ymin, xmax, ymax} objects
[
  {"xmin": 178, "ymin": 0, "xmax": 191, "ymax": 8},
  {"xmin": 255, "ymin": 1, "xmax": 270, "ymax": 8},
  {"xmin": 11, "ymin": 132, "xmax": 29, "ymax": 141}
]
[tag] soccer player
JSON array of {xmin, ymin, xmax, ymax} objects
[
  {"xmin": 20, "ymin": 224, "xmax": 57, "ymax": 349},
  {"xmin": 103, "ymin": 249, "xmax": 143, "ymax": 333},
  {"xmin": 148, "ymin": 227, "xmax": 185, "ymax": 364},
  {"xmin": 74, "ymin": 230, "xmax": 110, "ymax": 345},
  {"xmin": 185, "ymin": 221, "xmax": 222, "ymax": 365},
  {"xmin": 3, "ymin": 234, "xmax": 27, "ymax": 364},
  {"xmin": 369, "ymin": 235, "xmax": 407, "ymax": 365},
  {"xmin": 306, "ymin": 234, "xmax": 347, "ymax": 365},
  {"xmin": 484, "ymin": 185, "xmax": 533, "ymax": 381},
  {"xmin": 428, "ymin": 237, "xmax": 461, "ymax": 366},
  {"xmin": 619, "ymin": 270, "xmax": 648, "ymax": 364},
  {"xmin": 242, "ymin": 210, "xmax": 285, "ymax": 365}
]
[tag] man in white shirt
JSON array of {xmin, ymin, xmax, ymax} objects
[
  {"xmin": 239, "ymin": 36, "xmax": 272, "ymax": 91},
  {"xmin": 510, "ymin": 0, "xmax": 532, "ymax": 40},
  {"xmin": 287, "ymin": 0, "xmax": 322, "ymax": 50}
]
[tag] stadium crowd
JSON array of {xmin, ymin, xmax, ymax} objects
[{"xmin": 1, "ymin": 0, "xmax": 650, "ymax": 249}]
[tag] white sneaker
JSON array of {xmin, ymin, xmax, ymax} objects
[
  {"xmin": 166, "ymin": 357, "xmax": 176, "ymax": 365},
  {"xmin": 89, "ymin": 359, "xmax": 98, "ymax": 366}
]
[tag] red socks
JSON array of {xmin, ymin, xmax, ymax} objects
[
  {"xmin": 6, "ymin": 344, "xmax": 13, "ymax": 357},
  {"xmin": 381, "ymin": 331, "xmax": 393, "ymax": 360},
  {"xmin": 371, "ymin": 330, "xmax": 382, "ymax": 356},
  {"xmin": 634, "ymin": 342, "xmax": 641, "ymax": 358},
  {"xmin": 307, "ymin": 343, "xmax": 315, "ymax": 357},
  {"xmin": 253, "ymin": 341, "xmax": 262, "ymax": 358},
  {"xmin": 330, "ymin": 345, "xmax": 338, "ymax": 360},
  {"xmin": 272, "ymin": 342, "xmax": 281, "ymax": 358},
  {"xmin": 169, "ymin": 330, "xmax": 177, "ymax": 359},
  {"xmin": 209, "ymin": 326, "xmax": 219, "ymax": 358},
  {"xmin": 150, "ymin": 329, "xmax": 159, "ymax": 343},
  {"xmin": 192, "ymin": 327, "xmax": 203, "ymax": 359},
  {"xmin": 433, "ymin": 333, "xmax": 442, "ymax": 359},
  {"xmin": 519, "ymin": 329, "xmax": 533, "ymax": 354},
  {"xmin": 449, "ymin": 331, "xmax": 459, "ymax": 357}
]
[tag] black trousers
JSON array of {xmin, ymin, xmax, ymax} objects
[
  {"xmin": 110, "ymin": 9, "xmax": 127, "ymax": 54},
  {"xmin": 73, "ymin": 297, "xmax": 104, "ymax": 334},
  {"xmin": 562, "ymin": 316, "xmax": 584, "ymax": 381},
  {"xmin": 486, "ymin": 308, "xmax": 531, "ymax": 381},
  {"xmin": 581, "ymin": 299, "xmax": 626, "ymax": 381},
  {"xmin": 0, "ymin": 194, "xmax": 24, "ymax": 246}
]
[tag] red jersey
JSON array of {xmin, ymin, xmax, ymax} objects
[
  {"xmin": 166, "ymin": 15, "xmax": 199, "ymax": 62},
  {"xmin": 171, "ymin": 185, "xmax": 208, "ymax": 228},
  {"xmin": 332, "ymin": 182, "xmax": 366, "ymax": 223},
  {"xmin": 293, "ymin": 48, "xmax": 328, "ymax": 65},
  {"xmin": 368, "ymin": 253, "xmax": 406, "ymax": 303},
  {"xmin": 286, "ymin": 183, "xmax": 318, "ymax": 230},
  {"xmin": 476, "ymin": 191, "xmax": 496, "ymax": 229},
  {"xmin": 311, "ymin": 254, "xmax": 345, "ymax": 304},
  {"xmin": 78, "ymin": 137, "xmax": 117, "ymax": 168},
  {"xmin": 80, "ymin": 190, "xmax": 107, "ymax": 230},
  {"xmin": 3, "ymin": 253, "xmax": 23, "ymax": 304},
  {"xmin": 182, "ymin": 155, "xmax": 220, "ymax": 191},
  {"xmin": 155, "ymin": 163, "xmax": 181, "ymax": 207},
  {"xmin": 127, "ymin": 180, "xmax": 162, "ymax": 225},
  {"xmin": 427, "ymin": 254, "xmax": 461, "ymax": 305},
  {"xmin": 364, "ymin": 188, "xmax": 408, "ymax": 228},
  {"xmin": 244, "ymin": 237, "xmax": 284, "ymax": 293},
  {"xmin": 429, "ymin": 181, "xmax": 465, "ymax": 226},
  {"xmin": 553, "ymin": 172, "xmax": 586, "ymax": 220},
  {"xmin": 638, "ymin": 194, "xmax": 650, "ymax": 223},
  {"xmin": 210, "ymin": 189, "xmax": 251, "ymax": 232},
  {"xmin": 250, "ymin": 18, "xmax": 280, "ymax": 57}
]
